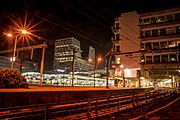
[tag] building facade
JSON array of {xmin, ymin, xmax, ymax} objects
[
  {"xmin": 140, "ymin": 8, "xmax": 180, "ymax": 87},
  {"xmin": 0, "ymin": 55, "xmax": 38, "ymax": 73},
  {"xmin": 53, "ymin": 37, "xmax": 95, "ymax": 73},
  {"xmin": 112, "ymin": 7, "xmax": 180, "ymax": 87},
  {"xmin": 111, "ymin": 11, "xmax": 141, "ymax": 87}
]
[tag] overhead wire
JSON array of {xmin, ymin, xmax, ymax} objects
[
  {"xmin": 77, "ymin": 0, "xmax": 112, "ymax": 24},
  {"xmin": 58, "ymin": 0, "xmax": 110, "ymax": 30},
  {"xmin": 9, "ymin": 0, "xmax": 112, "ymax": 49}
]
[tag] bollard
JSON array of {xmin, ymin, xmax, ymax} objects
[{"xmin": 45, "ymin": 105, "xmax": 49, "ymax": 120}]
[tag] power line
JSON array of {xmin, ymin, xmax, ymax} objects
[
  {"xmin": 58, "ymin": 0, "xmax": 110, "ymax": 29},
  {"xmin": 92, "ymin": 0, "xmax": 115, "ymax": 17},
  {"xmin": 77, "ymin": 0, "xmax": 112, "ymax": 24},
  {"xmin": 9, "ymin": 1, "xmax": 112, "ymax": 49}
]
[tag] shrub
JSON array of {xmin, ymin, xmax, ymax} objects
[{"xmin": 0, "ymin": 69, "xmax": 28, "ymax": 88}]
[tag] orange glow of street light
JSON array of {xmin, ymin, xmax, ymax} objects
[
  {"xmin": 120, "ymin": 64, "xmax": 124, "ymax": 68},
  {"xmin": 112, "ymin": 65, "xmax": 115, "ymax": 68},
  {"xmin": 9, "ymin": 12, "xmax": 43, "ymax": 46},
  {"xmin": 97, "ymin": 57, "xmax": 102, "ymax": 62},
  {"xmin": 88, "ymin": 58, "xmax": 93, "ymax": 62},
  {"xmin": 21, "ymin": 29, "xmax": 28, "ymax": 34},
  {"xmin": 7, "ymin": 33, "xmax": 13, "ymax": 37}
]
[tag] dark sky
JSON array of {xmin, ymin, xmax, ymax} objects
[{"xmin": 0, "ymin": 0, "xmax": 179, "ymax": 71}]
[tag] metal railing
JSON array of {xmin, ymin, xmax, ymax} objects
[{"xmin": 0, "ymin": 90, "xmax": 175, "ymax": 120}]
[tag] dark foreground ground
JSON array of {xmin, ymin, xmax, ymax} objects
[{"xmin": 105, "ymin": 94, "xmax": 180, "ymax": 120}]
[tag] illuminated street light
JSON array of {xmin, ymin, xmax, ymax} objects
[
  {"xmin": 21, "ymin": 29, "xmax": 28, "ymax": 34},
  {"xmin": 88, "ymin": 58, "xmax": 93, "ymax": 62},
  {"xmin": 97, "ymin": 57, "xmax": 102, "ymax": 62},
  {"xmin": 6, "ymin": 29, "xmax": 31, "ymax": 69},
  {"xmin": 120, "ymin": 64, "xmax": 124, "ymax": 68},
  {"xmin": 94, "ymin": 57, "xmax": 102, "ymax": 87},
  {"xmin": 112, "ymin": 65, "xmax": 115, "ymax": 68},
  {"xmin": 7, "ymin": 33, "xmax": 13, "ymax": 37}
]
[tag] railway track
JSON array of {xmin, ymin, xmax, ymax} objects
[{"xmin": 0, "ymin": 89, "xmax": 177, "ymax": 120}]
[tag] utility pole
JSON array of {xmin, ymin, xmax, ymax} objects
[
  {"xmin": 106, "ymin": 57, "xmax": 109, "ymax": 88},
  {"xmin": 123, "ymin": 71, "xmax": 125, "ymax": 87},
  {"xmin": 72, "ymin": 49, "xmax": 76, "ymax": 87},
  {"xmin": 40, "ymin": 42, "xmax": 46, "ymax": 87},
  {"xmin": 137, "ymin": 70, "xmax": 140, "ymax": 88},
  {"xmin": 11, "ymin": 36, "xmax": 17, "ymax": 69},
  {"xmin": 94, "ymin": 58, "xmax": 96, "ymax": 87}
]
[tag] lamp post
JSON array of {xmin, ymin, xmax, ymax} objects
[
  {"xmin": 88, "ymin": 58, "xmax": 93, "ymax": 71},
  {"xmin": 6, "ymin": 29, "xmax": 30, "ymax": 69},
  {"xmin": 93, "ymin": 57, "xmax": 102, "ymax": 87},
  {"xmin": 119, "ymin": 65, "xmax": 125, "ymax": 87}
]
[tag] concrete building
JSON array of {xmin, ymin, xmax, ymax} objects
[
  {"xmin": 140, "ymin": 7, "xmax": 180, "ymax": 87},
  {"xmin": 112, "ymin": 7, "xmax": 180, "ymax": 87},
  {"xmin": 0, "ymin": 55, "xmax": 38, "ymax": 72},
  {"xmin": 88, "ymin": 46, "xmax": 95, "ymax": 71},
  {"xmin": 53, "ymin": 37, "xmax": 95, "ymax": 73},
  {"xmin": 111, "ymin": 11, "xmax": 141, "ymax": 87}
]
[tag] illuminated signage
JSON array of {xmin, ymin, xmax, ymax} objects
[
  {"xmin": 57, "ymin": 69, "xmax": 67, "ymax": 73},
  {"xmin": 16, "ymin": 63, "xmax": 23, "ymax": 66}
]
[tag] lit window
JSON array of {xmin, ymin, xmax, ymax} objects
[
  {"xmin": 116, "ymin": 57, "xmax": 120, "ymax": 64},
  {"xmin": 170, "ymin": 54, "xmax": 177, "ymax": 62},
  {"xmin": 157, "ymin": 16, "xmax": 165, "ymax": 23},
  {"xmin": 144, "ymin": 18, "xmax": 150, "ymax": 25}
]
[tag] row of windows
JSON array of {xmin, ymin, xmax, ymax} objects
[
  {"xmin": 57, "ymin": 60, "xmax": 73, "ymax": 63},
  {"xmin": 55, "ymin": 57, "xmax": 73, "ymax": 60},
  {"xmin": 142, "ymin": 54, "xmax": 178, "ymax": 64},
  {"xmin": 113, "ymin": 45, "xmax": 120, "ymax": 52},
  {"xmin": 54, "ymin": 51, "xmax": 73, "ymax": 56},
  {"xmin": 112, "ymin": 23, "xmax": 120, "ymax": 29},
  {"xmin": 140, "ymin": 13, "xmax": 180, "ymax": 25},
  {"xmin": 141, "ymin": 26, "xmax": 180, "ymax": 37},
  {"xmin": 141, "ymin": 40, "xmax": 179, "ymax": 50},
  {"xmin": 56, "ymin": 45, "xmax": 71, "ymax": 48}
]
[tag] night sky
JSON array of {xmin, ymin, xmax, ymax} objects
[{"xmin": 0, "ymin": 0, "xmax": 179, "ymax": 72}]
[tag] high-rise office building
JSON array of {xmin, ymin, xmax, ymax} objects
[
  {"xmin": 53, "ymin": 37, "xmax": 95, "ymax": 73},
  {"xmin": 88, "ymin": 46, "xmax": 95, "ymax": 71}
]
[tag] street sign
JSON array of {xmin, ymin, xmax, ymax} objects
[{"xmin": 57, "ymin": 69, "xmax": 67, "ymax": 73}]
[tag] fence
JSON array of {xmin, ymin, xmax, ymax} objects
[{"xmin": 0, "ymin": 90, "xmax": 175, "ymax": 120}]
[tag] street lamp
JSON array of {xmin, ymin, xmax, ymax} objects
[
  {"xmin": 88, "ymin": 58, "xmax": 93, "ymax": 72},
  {"xmin": 94, "ymin": 57, "xmax": 102, "ymax": 87},
  {"xmin": 6, "ymin": 29, "xmax": 30, "ymax": 69}
]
